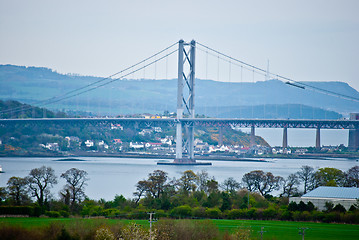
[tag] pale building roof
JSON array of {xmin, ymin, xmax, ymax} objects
[{"xmin": 303, "ymin": 186, "xmax": 359, "ymax": 199}]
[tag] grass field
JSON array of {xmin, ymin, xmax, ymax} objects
[{"xmin": 1, "ymin": 217, "xmax": 358, "ymax": 240}]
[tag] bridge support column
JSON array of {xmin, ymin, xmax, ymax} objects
[
  {"xmin": 316, "ymin": 127, "xmax": 321, "ymax": 150},
  {"xmin": 219, "ymin": 126, "xmax": 223, "ymax": 146},
  {"xmin": 348, "ymin": 113, "xmax": 359, "ymax": 151},
  {"xmin": 175, "ymin": 120, "xmax": 183, "ymax": 159},
  {"xmin": 250, "ymin": 125, "xmax": 255, "ymax": 147},
  {"xmin": 282, "ymin": 127, "xmax": 288, "ymax": 150}
]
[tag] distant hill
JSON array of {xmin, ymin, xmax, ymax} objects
[
  {"xmin": 0, "ymin": 99, "xmax": 66, "ymax": 119},
  {"xmin": 1, "ymin": 64, "xmax": 358, "ymax": 118}
]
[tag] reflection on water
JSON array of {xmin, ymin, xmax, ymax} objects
[{"xmin": 0, "ymin": 157, "xmax": 357, "ymax": 200}]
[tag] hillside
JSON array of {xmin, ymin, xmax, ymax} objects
[
  {"xmin": 0, "ymin": 101, "xmax": 269, "ymax": 157},
  {"xmin": 1, "ymin": 64, "xmax": 357, "ymax": 118},
  {"xmin": 0, "ymin": 99, "xmax": 66, "ymax": 119}
]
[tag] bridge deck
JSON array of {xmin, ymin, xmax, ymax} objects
[{"xmin": 0, "ymin": 118, "xmax": 358, "ymax": 129}]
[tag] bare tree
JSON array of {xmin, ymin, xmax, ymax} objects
[
  {"xmin": 196, "ymin": 170, "xmax": 210, "ymax": 193},
  {"xmin": 281, "ymin": 173, "xmax": 300, "ymax": 197},
  {"xmin": 133, "ymin": 180, "xmax": 149, "ymax": 204},
  {"xmin": 61, "ymin": 168, "xmax": 88, "ymax": 209},
  {"xmin": 297, "ymin": 165, "xmax": 315, "ymax": 194},
  {"xmin": 7, "ymin": 176, "xmax": 30, "ymax": 205},
  {"xmin": 345, "ymin": 165, "xmax": 359, "ymax": 187},
  {"xmin": 26, "ymin": 166, "xmax": 57, "ymax": 206},
  {"xmin": 221, "ymin": 177, "xmax": 240, "ymax": 193}
]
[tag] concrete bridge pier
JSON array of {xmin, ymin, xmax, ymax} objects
[
  {"xmin": 219, "ymin": 126, "xmax": 223, "ymax": 146},
  {"xmin": 316, "ymin": 127, "xmax": 321, "ymax": 150},
  {"xmin": 282, "ymin": 127, "xmax": 288, "ymax": 149},
  {"xmin": 250, "ymin": 125, "xmax": 255, "ymax": 147},
  {"xmin": 349, "ymin": 113, "xmax": 359, "ymax": 151}
]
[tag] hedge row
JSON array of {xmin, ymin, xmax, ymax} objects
[{"xmin": 0, "ymin": 206, "xmax": 41, "ymax": 217}]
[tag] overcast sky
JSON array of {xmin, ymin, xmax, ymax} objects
[{"xmin": 1, "ymin": 0, "xmax": 359, "ymax": 91}]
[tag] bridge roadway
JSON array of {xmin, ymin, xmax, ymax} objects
[{"xmin": 0, "ymin": 117, "xmax": 358, "ymax": 129}]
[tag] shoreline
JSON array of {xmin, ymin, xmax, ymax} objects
[{"xmin": 1, "ymin": 151, "xmax": 358, "ymax": 161}]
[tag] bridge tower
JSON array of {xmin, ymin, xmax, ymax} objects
[
  {"xmin": 348, "ymin": 113, "xmax": 359, "ymax": 151},
  {"xmin": 174, "ymin": 39, "xmax": 196, "ymax": 163}
]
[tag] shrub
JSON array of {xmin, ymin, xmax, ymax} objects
[
  {"xmin": 227, "ymin": 209, "xmax": 243, "ymax": 219},
  {"xmin": 205, "ymin": 207, "xmax": 221, "ymax": 219},
  {"xmin": 172, "ymin": 220, "xmax": 219, "ymax": 240},
  {"xmin": 287, "ymin": 202, "xmax": 298, "ymax": 211},
  {"xmin": 262, "ymin": 206, "xmax": 277, "ymax": 219},
  {"xmin": 57, "ymin": 227, "xmax": 76, "ymax": 240},
  {"xmin": 60, "ymin": 210, "xmax": 70, "ymax": 218},
  {"xmin": 333, "ymin": 204, "xmax": 346, "ymax": 213},
  {"xmin": 155, "ymin": 219, "xmax": 175, "ymax": 240},
  {"xmin": 192, "ymin": 207, "xmax": 207, "ymax": 218},
  {"xmin": 45, "ymin": 210, "xmax": 61, "ymax": 218},
  {"xmin": 230, "ymin": 226, "xmax": 252, "ymax": 240},
  {"xmin": 0, "ymin": 225, "xmax": 44, "ymax": 240},
  {"xmin": 0, "ymin": 206, "xmax": 40, "ymax": 216},
  {"xmin": 170, "ymin": 205, "xmax": 192, "ymax": 218},
  {"xmin": 246, "ymin": 208, "xmax": 257, "ymax": 219},
  {"xmin": 120, "ymin": 223, "xmax": 151, "ymax": 240},
  {"xmin": 95, "ymin": 226, "xmax": 115, "ymax": 240},
  {"xmin": 323, "ymin": 212, "xmax": 340, "ymax": 223}
]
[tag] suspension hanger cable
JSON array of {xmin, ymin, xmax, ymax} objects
[
  {"xmin": 197, "ymin": 42, "xmax": 359, "ymax": 102},
  {"xmin": 0, "ymin": 42, "xmax": 178, "ymax": 115},
  {"xmin": 1, "ymin": 49, "xmax": 178, "ymax": 115}
]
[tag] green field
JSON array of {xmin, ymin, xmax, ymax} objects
[{"xmin": 1, "ymin": 218, "xmax": 358, "ymax": 240}]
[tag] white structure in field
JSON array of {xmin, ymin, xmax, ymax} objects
[{"xmin": 290, "ymin": 186, "xmax": 359, "ymax": 210}]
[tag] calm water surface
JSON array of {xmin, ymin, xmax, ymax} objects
[{"xmin": 0, "ymin": 157, "xmax": 357, "ymax": 200}]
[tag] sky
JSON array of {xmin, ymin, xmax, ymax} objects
[{"xmin": 1, "ymin": 0, "xmax": 359, "ymax": 90}]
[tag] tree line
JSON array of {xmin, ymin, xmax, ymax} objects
[
  {"xmin": 0, "ymin": 166, "xmax": 88, "ymax": 214},
  {"xmin": 0, "ymin": 165, "xmax": 358, "ymax": 223}
]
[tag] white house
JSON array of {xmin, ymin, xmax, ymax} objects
[
  {"xmin": 84, "ymin": 140, "xmax": 94, "ymax": 147},
  {"xmin": 130, "ymin": 142, "xmax": 144, "ymax": 149}
]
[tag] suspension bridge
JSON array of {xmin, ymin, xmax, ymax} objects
[{"xmin": 1, "ymin": 39, "xmax": 359, "ymax": 165}]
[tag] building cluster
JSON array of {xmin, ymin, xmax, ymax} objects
[{"xmin": 32, "ymin": 118, "xmax": 348, "ymax": 156}]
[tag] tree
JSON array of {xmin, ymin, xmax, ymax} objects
[
  {"xmin": 7, "ymin": 176, "xmax": 30, "ymax": 205},
  {"xmin": 133, "ymin": 180, "xmax": 149, "ymax": 204},
  {"xmin": 147, "ymin": 170, "xmax": 168, "ymax": 199},
  {"xmin": 281, "ymin": 173, "xmax": 300, "ymax": 197},
  {"xmin": 26, "ymin": 166, "xmax": 57, "ymax": 206},
  {"xmin": 313, "ymin": 167, "xmax": 345, "ymax": 187},
  {"xmin": 221, "ymin": 177, "xmax": 240, "ymax": 193},
  {"xmin": 297, "ymin": 165, "xmax": 315, "ymax": 194},
  {"xmin": 177, "ymin": 170, "xmax": 197, "ymax": 195},
  {"xmin": 345, "ymin": 166, "xmax": 359, "ymax": 187},
  {"xmin": 207, "ymin": 178, "xmax": 219, "ymax": 193},
  {"xmin": 61, "ymin": 168, "xmax": 88, "ymax": 209},
  {"xmin": 242, "ymin": 170, "xmax": 283, "ymax": 196},
  {"xmin": 0, "ymin": 187, "xmax": 7, "ymax": 202},
  {"xmin": 196, "ymin": 170, "xmax": 210, "ymax": 193}
]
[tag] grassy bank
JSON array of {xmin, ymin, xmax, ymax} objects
[{"xmin": 1, "ymin": 217, "xmax": 358, "ymax": 239}]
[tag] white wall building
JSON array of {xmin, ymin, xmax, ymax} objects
[{"xmin": 290, "ymin": 186, "xmax": 359, "ymax": 211}]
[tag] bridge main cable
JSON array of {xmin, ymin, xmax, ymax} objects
[
  {"xmin": 0, "ymin": 42, "xmax": 178, "ymax": 116},
  {"xmin": 197, "ymin": 42, "xmax": 359, "ymax": 103}
]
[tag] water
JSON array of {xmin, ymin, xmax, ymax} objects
[
  {"xmin": 244, "ymin": 128, "xmax": 349, "ymax": 147},
  {"xmin": 0, "ymin": 157, "xmax": 357, "ymax": 201}
]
